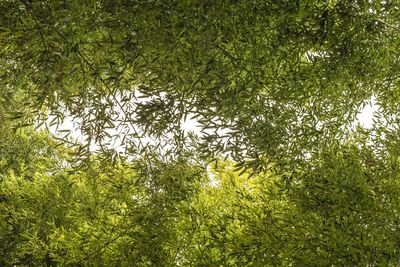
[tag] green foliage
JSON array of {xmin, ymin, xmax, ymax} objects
[
  {"xmin": 1, "ymin": 131, "xmax": 400, "ymax": 265},
  {"xmin": 2, "ymin": 1, "xmax": 400, "ymax": 266},
  {"xmin": 0, "ymin": 129, "xmax": 66, "ymax": 180},
  {"xmin": 2, "ymin": 0, "xmax": 400, "ymax": 167},
  {"xmin": 0, "ymin": 141, "xmax": 208, "ymax": 266},
  {"xmin": 175, "ymin": 144, "xmax": 400, "ymax": 266}
]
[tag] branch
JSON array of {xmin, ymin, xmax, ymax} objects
[
  {"xmin": 376, "ymin": 18, "xmax": 399, "ymax": 29},
  {"xmin": 18, "ymin": 0, "xmax": 49, "ymax": 52}
]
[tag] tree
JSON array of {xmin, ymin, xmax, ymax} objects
[
  {"xmin": 172, "ymin": 139, "xmax": 400, "ymax": 266},
  {"xmin": 0, "ymin": 131, "xmax": 207, "ymax": 266},
  {"xmin": 2, "ymin": 0, "xmax": 400, "ymax": 169},
  {"xmin": 2, "ymin": 131, "xmax": 400, "ymax": 266},
  {"xmin": 2, "ymin": 1, "xmax": 400, "ymax": 266}
]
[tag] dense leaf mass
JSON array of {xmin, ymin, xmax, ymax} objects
[
  {"xmin": 1, "ymin": 132, "xmax": 400, "ymax": 266},
  {"xmin": 2, "ymin": 0, "xmax": 400, "ymax": 266},
  {"xmin": 1, "ymin": 0, "xmax": 400, "ymax": 165}
]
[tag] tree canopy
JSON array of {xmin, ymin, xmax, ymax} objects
[
  {"xmin": 2, "ymin": 0, "xmax": 400, "ymax": 166},
  {"xmin": 2, "ymin": 132, "xmax": 400, "ymax": 265},
  {"xmin": 2, "ymin": 0, "xmax": 400, "ymax": 266}
]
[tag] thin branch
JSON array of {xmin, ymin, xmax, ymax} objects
[
  {"xmin": 376, "ymin": 18, "xmax": 399, "ymax": 29},
  {"xmin": 19, "ymin": 0, "xmax": 49, "ymax": 52},
  {"xmin": 73, "ymin": 48, "xmax": 147, "ymax": 151}
]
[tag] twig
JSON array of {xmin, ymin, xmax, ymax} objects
[
  {"xmin": 376, "ymin": 18, "xmax": 399, "ymax": 29},
  {"xmin": 18, "ymin": 0, "xmax": 49, "ymax": 52}
]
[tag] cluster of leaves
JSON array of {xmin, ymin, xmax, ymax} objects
[
  {"xmin": 2, "ymin": 0, "xmax": 400, "ymax": 168},
  {"xmin": 3, "ymin": 1, "xmax": 400, "ymax": 266},
  {"xmin": 0, "ymin": 129, "xmax": 208, "ymax": 266},
  {"xmin": 1, "ymin": 128, "xmax": 400, "ymax": 266}
]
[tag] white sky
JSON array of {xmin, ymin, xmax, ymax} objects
[
  {"xmin": 356, "ymin": 96, "xmax": 379, "ymax": 129},
  {"xmin": 44, "ymin": 97, "xmax": 379, "ymax": 153}
]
